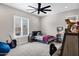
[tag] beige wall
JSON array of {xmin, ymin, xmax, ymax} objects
[
  {"xmin": 0, "ymin": 4, "xmax": 40, "ymax": 44},
  {"xmin": 41, "ymin": 9, "xmax": 79, "ymax": 36},
  {"xmin": 0, "ymin": 3, "xmax": 79, "ymax": 45}
]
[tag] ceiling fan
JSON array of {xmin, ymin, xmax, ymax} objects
[{"xmin": 28, "ymin": 3, "xmax": 52, "ymax": 14}]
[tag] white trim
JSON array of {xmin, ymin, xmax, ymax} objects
[
  {"xmin": 27, "ymin": 18, "xmax": 29, "ymax": 35},
  {"xmin": 21, "ymin": 17, "xmax": 23, "ymax": 36}
]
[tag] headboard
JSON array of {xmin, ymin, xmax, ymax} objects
[{"xmin": 32, "ymin": 31, "xmax": 42, "ymax": 36}]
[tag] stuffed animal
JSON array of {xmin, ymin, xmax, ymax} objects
[
  {"xmin": 76, "ymin": 21, "xmax": 79, "ymax": 32},
  {"xmin": 65, "ymin": 19, "xmax": 75, "ymax": 33},
  {"xmin": 70, "ymin": 24, "xmax": 77, "ymax": 33}
]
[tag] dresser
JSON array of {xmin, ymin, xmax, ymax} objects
[{"xmin": 60, "ymin": 33, "xmax": 79, "ymax": 56}]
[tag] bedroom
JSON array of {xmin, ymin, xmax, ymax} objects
[{"xmin": 0, "ymin": 3, "xmax": 79, "ymax": 56}]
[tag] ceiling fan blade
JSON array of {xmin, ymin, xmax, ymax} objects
[
  {"xmin": 38, "ymin": 3, "xmax": 41, "ymax": 14},
  {"xmin": 42, "ymin": 5, "xmax": 51, "ymax": 10},
  {"xmin": 31, "ymin": 10, "xmax": 37, "ymax": 13},
  {"xmin": 38, "ymin": 3, "xmax": 41, "ymax": 9},
  {"xmin": 42, "ymin": 11, "xmax": 47, "ymax": 14},
  {"xmin": 44, "ymin": 9, "xmax": 52, "ymax": 11},
  {"xmin": 28, "ymin": 6, "xmax": 37, "ymax": 10},
  {"xmin": 41, "ymin": 10, "xmax": 47, "ymax": 14}
]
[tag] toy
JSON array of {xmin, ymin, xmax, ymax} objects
[
  {"xmin": 65, "ymin": 19, "xmax": 75, "ymax": 33},
  {"xmin": 70, "ymin": 24, "xmax": 76, "ymax": 33},
  {"xmin": 76, "ymin": 21, "xmax": 79, "ymax": 32}
]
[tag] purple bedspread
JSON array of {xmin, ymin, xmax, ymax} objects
[{"xmin": 43, "ymin": 35, "xmax": 56, "ymax": 42}]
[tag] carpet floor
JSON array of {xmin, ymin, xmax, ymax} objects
[{"xmin": 6, "ymin": 42, "xmax": 61, "ymax": 56}]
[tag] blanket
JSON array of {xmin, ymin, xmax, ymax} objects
[
  {"xmin": 35, "ymin": 35, "xmax": 56, "ymax": 43},
  {"xmin": 43, "ymin": 35, "xmax": 56, "ymax": 42}
]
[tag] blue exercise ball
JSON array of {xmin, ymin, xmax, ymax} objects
[{"xmin": 0, "ymin": 42, "xmax": 10, "ymax": 53}]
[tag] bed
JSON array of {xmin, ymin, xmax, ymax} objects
[{"xmin": 31, "ymin": 31, "xmax": 56, "ymax": 43}]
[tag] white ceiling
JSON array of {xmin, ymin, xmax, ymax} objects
[{"xmin": 3, "ymin": 3, "xmax": 79, "ymax": 16}]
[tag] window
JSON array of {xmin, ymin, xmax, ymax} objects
[{"xmin": 14, "ymin": 16, "xmax": 29, "ymax": 38}]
